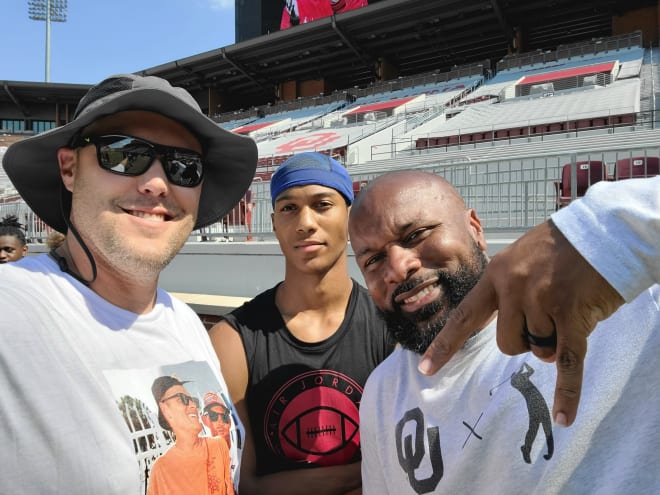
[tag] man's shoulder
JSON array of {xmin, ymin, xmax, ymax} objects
[
  {"xmin": 348, "ymin": 279, "xmax": 389, "ymax": 329},
  {"xmin": 161, "ymin": 289, "xmax": 208, "ymax": 323},
  {"xmin": 225, "ymin": 285, "xmax": 279, "ymax": 327},
  {"xmin": 234, "ymin": 286, "xmax": 277, "ymax": 312},
  {"xmin": 0, "ymin": 255, "xmax": 59, "ymax": 291},
  {"xmin": 351, "ymin": 279, "xmax": 381, "ymax": 311},
  {"xmin": 366, "ymin": 347, "xmax": 408, "ymax": 382},
  {"xmin": 352, "ymin": 279, "xmax": 371, "ymax": 297},
  {"xmin": 362, "ymin": 347, "xmax": 410, "ymax": 402},
  {"xmin": 205, "ymin": 435, "xmax": 230, "ymax": 454}
]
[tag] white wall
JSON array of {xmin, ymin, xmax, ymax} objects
[{"xmin": 30, "ymin": 232, "xmax": 523, "ymax": 299}]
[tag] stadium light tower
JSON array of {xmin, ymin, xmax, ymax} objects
[{"xmin": 28, "ymin": 0, "xmax": 67, "ymax": 82}]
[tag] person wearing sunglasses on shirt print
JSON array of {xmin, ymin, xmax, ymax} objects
[
  {"xmin": 0, "ymin": 74, "xmax": 257, "ymax": 495},
  {"xmin": 202, "ymin": 392, "xmax": 233, "ymax": 449},
  {"xmin": 148, "ymin": 376, "xmax": 235, "ymax": 495}
]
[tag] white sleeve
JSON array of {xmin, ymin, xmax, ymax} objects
[
  {"xmin": 551, "ymin": 176, "xmax": 660, "ymax": 302},
  {"xmin": 360, "ymin": 379, "xmax": 389, "ymax": 495}
]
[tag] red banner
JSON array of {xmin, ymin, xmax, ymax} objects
[{"xmin": 281, "ymin": 0, "xmax": 369, "ymax": 30}]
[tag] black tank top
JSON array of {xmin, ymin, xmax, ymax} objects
[{"xmin": 222, "ymin": 279, "xmax": 394, "ymax": 475}]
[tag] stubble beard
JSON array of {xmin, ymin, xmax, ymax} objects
[
  {"xmin": 98, "ymin": 223, "xmax": 190, "ymax": 281},
  {"xmin": 73, "ymin": 204, "xmax": 193, "ymax": 283}
]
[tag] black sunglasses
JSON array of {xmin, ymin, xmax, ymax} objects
[
  {"xmin": 204, "ymin": 408, "xmax": 230, "ymax": 423},
  {"xmin": 160, "ymin": 392, "xmax": 200, "ymax": 408},
  {"xmin": 73, "ymin": 134, "xmax": 204, "ymax": 187}
]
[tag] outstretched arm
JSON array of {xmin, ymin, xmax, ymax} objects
[
  {"xmin": 418, "ymin": 177, "xmax": 660, "ymax": 427},
  {"xmin": 209, "ymin": 321, "xmax": 362, "ymax": 495}
]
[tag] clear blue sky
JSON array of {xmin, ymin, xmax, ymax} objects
[{"xmin": 2, "ymin": 0, "xmax": 236, "ymax": 84}]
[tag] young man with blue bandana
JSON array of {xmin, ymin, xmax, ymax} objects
[{"xmin": 209, "ymin": 152, "xmax": 394, "ymax": 495}]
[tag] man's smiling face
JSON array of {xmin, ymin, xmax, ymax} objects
[
  {"xmin": 349, "ymin": 171, "xmax": 489, "ymax": 354},
  {"xmin": 60, "ymin": 110, "xmax": 202, "ymax": 280}
]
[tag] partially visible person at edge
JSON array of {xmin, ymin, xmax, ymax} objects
[
  {"xmin": 0, "ymin": 214, "xmax": 28, "ymax": 263},
  {"xmin": 0, "ymin": 74, "xmax": 257, "ymax": 494},
  {"xmin": 148, "ymin": 377, "xmax": 235, "ymax": 495},
  {"xmin": 209, "ymin": 152, "xmax": 395, "ymax": 495},
  {"xmin": 45, "ymin": 229, "xmax": 66, "ymax": 250},
  {"xmin": 348, "ymin": 171, "xmax": 660, "ymax": 494}
]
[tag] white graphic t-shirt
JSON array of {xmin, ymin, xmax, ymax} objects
[{"xmin": 0, "ymin": 255, "xmax": 243, "ymax": 495}]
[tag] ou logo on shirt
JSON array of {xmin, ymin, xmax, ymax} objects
[{"xmin": 396, "ymin": 407, "xmax": 443, "ymax": 494}]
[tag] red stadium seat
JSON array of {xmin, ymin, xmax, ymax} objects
[
  {"xmin": 576, "ymin": 119, "xmax": 592, "ymax": 129},
  {"xmin": 618, "ymin": 114, "xmax": 635, "ymax": 125},
  {"xmin": 555, "ymin": 160, "xmax": 607, "ymax": 209},
  {"xmin": 614, "ymin": 156, "xmax": 660, "ymax": 180},
  {"xmin": 353, "ymin": 180, "xmax": 369, "ymax": 196}
]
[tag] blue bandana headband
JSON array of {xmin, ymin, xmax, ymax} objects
[{"xmin": 270, "ymin": 152, "xmax": 354, "ymax": 206}]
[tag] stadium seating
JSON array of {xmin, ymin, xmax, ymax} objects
[
  {"xmin": 352, "ymin": 179, "xmax": 368, "ymax": 196},
  {"xmin": 613, "ymin": 156, "xmax": 659, "ymax": 180},
  {"xmin": 412, "ymin": 77, "xmax": 640, "ymax": 152},
  {"xmin": 554, "ymin": 160, "xmax": 607, "ymax": 209},
  {"xmin": 404, "ymin": 42, "xmax": 646, "ymax": 153},
  {"xmin": 239, "ymin": 74, "xmax": 484, "ymax": 165}
]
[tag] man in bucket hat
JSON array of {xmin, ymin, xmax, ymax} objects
[
  {"xmin": 0, "ymin": 74, "xmax": 256, "ymax": 494},
  {"xmin": 209, "ymin": 152, "xmax": 394, "ymax": 494}
]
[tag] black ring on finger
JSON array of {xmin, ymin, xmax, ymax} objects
[{"xmin": 523, "ymin": 325, "xmax": 557, "ymax": 348}]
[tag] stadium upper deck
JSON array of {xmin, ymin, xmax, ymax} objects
[
  {"xmin": 2, "ymin": 1, "xmax": 660, "ymax": 246},
  {"xmin": 2, "ymin": 0, "xmax": 658, "ymax": 115}
]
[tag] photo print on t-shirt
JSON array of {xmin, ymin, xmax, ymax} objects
[{"xmin": 104, "ymin": 360, "xmax": 241, "ymax": 495}]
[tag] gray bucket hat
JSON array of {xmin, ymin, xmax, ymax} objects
[{"xmin": 1, "ymin": 74, "xmax": 258, "ymax": 232}]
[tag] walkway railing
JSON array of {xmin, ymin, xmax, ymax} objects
[{"xmin": 3, "ymin": 136, "xmax": 659, "ymax": 243}]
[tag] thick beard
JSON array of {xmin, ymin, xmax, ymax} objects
[{"xmin": 381, "ymin": 241, "xmax": 488, "ymax": 355}]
